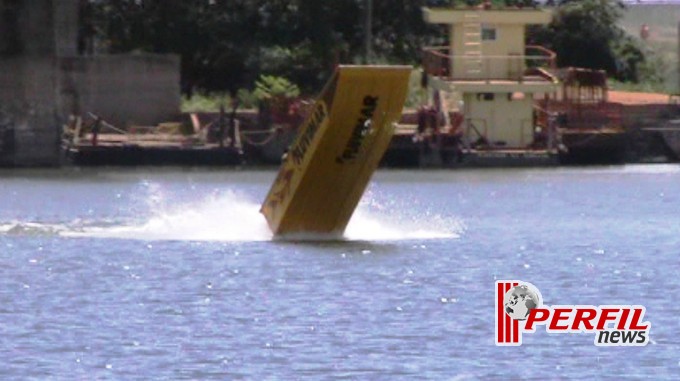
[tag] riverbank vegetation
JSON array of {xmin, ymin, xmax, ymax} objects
[{"xmin": 83, "ymin": 0, "xmax": 676, "ymax": 110}]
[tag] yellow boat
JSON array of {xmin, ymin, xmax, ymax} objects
[{"xmin": 261, "ymin": 65, "xmax": 412, "ymax": 237}]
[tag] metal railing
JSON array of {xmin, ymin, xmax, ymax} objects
[
  {"xmin": 422, "ymin": 45, "xmax": 556, "ymax": 82},
  {"xmin": 463, "ymin": 118, "xmax": 488, "ymax": 149},
  {"xmin": 533, "ymin": 104, "xmax": 558, "ymax": 149}
]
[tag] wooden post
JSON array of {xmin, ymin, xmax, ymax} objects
[{"xmin": 218, "ymin": 105, "xmax": 225, "ymax": 148}]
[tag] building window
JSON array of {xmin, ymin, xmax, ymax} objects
[
  {"xmin": 481, "ymin": 24, "xmax": 497, "ymax": 41},
  {"xmin": 477, "ymin": 93, "xmax": 495, "ymax": 101}
]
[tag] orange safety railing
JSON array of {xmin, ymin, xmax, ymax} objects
[
  {"xmin": 538, "ymin": 100, "xmax": 623, "ymax": 131},
  {"xmin": 422, "ymin": 45, "xmax": 557, "ymax": 81},
  {"xmin": 422, "ymin": 46, "xmax": 451, "ymax": 78},
  {"xmin": 533, "ymin": 104, "xmax": 558, "ymax": 149},
  {"xmin": 525, "ymin": 45, "xmax": 557, "ymax": 69}
]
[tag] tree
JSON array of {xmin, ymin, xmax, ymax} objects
[
  {"xmin": 88, "ymin": 0, "xmax": 263, "ymax": 95},
  {"xmin": 85, "ymin": 0, "xmax": 445, "ymax": 94},
  {"xmin": 371, "ymin": 0, "xmax": 446, "ymax": 64},
  {"xmin": 528, "ymin": 0, "xmax": 647, "ymax": 82}
]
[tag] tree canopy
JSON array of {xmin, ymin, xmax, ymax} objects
[
  {"xmin": 528, "ymin": 0, "xmax": 647, "ymax": 82},
  {"xmin": 83, "ymin": 0, "xmax": 652, "ymax": 95},
  {"xmin": 85, "ymin": 0, "xmax": 447, "ymax": 95}
]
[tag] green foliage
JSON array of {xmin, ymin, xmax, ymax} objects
[
  {"xmin": 633, "ymin": 49, "xmax": 669, "ymax": 92},
  {"xmin": 451, "ymin": 0, "xmax": 538, "ymax": 7},
  {"xmin": 254, "ymin": 75, "xmax": 301, "ymax": 102},
  {"xmin": 85, "ymin": 0, "xmax": 445, "ymax": 94},
  {"xmin": 181, "ymin": 93, "xmax": 229, "ymax": 113},
  {"xmin": 528, "ymin": 0, "xmax": 647, "ymax": 82},
  {"xmin": 620, "ymin": 4, "xmax": 680, "ymax": 92},
  {"xmin": 608, "ymin": 79, "xmax": 669, "ymax": 95},
  {"xmin": 181, "ymin": 89, "xmax": 258, "ymax": 113},
  {"xmin": 252, "ymin": 75, "xmax": 301, "ymax": 123},
  {"xmin": 236, "ymin": 89, "xmax": 258, "ymax": 109},
  {"xmin": 406, "ymin": 70, "xmax": 428, "ymax": 109},
  {"xmin": 88, "ymin": 0, "xmax": 658, "ymax": 94}
]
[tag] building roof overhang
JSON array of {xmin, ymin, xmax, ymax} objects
[{"xmin": 422, "ymin": 7, "xmax": 552, "ymax": 25}]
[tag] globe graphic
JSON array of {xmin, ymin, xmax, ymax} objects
[{"xmin": 504, "ymin": 284, "xmax": 540, "ymax": 320}]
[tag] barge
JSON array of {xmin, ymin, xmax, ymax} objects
[{"xmin": 62, "ymin": 113, "xmax": 242, "ymax": 166}]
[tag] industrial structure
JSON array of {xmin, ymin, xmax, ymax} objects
[
  {"xmin": 2, "ymin": 1, "xmax": 678, "ymax": 167},
  {"xmin": 420, "ymin": 5, "xmax": 560, "ymax": 165},
  {"xmin": 0, "ymin": 0, "xmax": 180, "ymax": 167}
]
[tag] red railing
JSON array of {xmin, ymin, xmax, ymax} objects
[
  {"xmin": 422, "ymin": 45, "xmax": 557, "ymax": 81},
  {"xmin": 526, "ymin": 45, "xmax": 556, "ymax": 68},
  {"xmin": 422, "ymin": 46, "xmax": 452, "ymax": 78}
]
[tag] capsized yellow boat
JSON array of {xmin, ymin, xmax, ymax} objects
[{"xmin": 261, "ymin": 65, "xmax": 412, "ymax": 237}]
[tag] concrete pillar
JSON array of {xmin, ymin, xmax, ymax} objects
[
  {"xmin": 17, "ymin": 0, "xmax": 55, "ymax": 56},
  {"xmin": 0, "ymin": 0, "xmax": 62, "ymax": 166},
  {"xmin": 54, "ymin": 0, "xmax": 78, "ymax": 57},
  {"xmin": 0, "ymin": 57, "xmax": 60, "ymax": 167}
]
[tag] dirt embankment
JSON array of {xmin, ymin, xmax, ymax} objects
[{"xmin": 609, "ymin": 91, "xmax": 675, "ymax": 105}]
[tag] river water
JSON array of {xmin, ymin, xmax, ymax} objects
[{"xmin": 0, "ymin": 166, "xmax": 678, "ymax": 380}]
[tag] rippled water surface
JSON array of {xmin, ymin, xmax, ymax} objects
[{"xmin": 1, "ymin": 166, "xmax": 679, "ymax": 380}]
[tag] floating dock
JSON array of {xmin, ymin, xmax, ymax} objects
[
  {"xmin": 62, "ymin": 113, "xmax": 243, "ymax": 166},
  {"xmin": 260, "ymin": 65, "xmax": 411, "ymax": 237}
]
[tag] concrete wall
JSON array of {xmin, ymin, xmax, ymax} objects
[
  {"xmin": 451, "ymin": 23, "xmax": 525, "ymax": 79},
  {"xmin": 0, "ymin": 0, "xmax": 78, "ymax": 56},
  {"xmin": 464, "ymin": 92, "xmax": 534, "ymax": 147},
  {"xmin": 0, "ymin": 0, "xmax": 181, "ymax": 166},
  {"xmin": 54, "ymin": 0, "xmax": 78, "ymax": 57},
  {"xmin": 0, "ymin": 57, "xmax": 61, "ymax": 166},
  {"xmin": 59, "ymin": 54, "xmax": 181, "ymax": 127},
  {"xmin": 0, "ymin": 0, "xmax": 65, "ymax": 166},
  {"xmin": 16, "ymin": 0, "xmax": 56, "ymax": 55},
  {"xmin": 1, "ymin": 1, "xmax": 20, "ymax": 54}
]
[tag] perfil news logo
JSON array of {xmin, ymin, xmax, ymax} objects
[{"xmin": 495, "ymin": 281, "xmax": 651, "ymax": 346}]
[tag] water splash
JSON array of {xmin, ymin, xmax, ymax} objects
[
  {"xmin": 68, "ymin": 192, "xmax": 272, "ymax": 241},
  {"xmin": 559, "ymin": 164, "xmax": 680, "ymax": 175},
  {"xmin": 620, "ymin": 164, "xmax": 680, "ymax": 174},
  {"xmin": 345, "ymin": 205, "xmax": 460, "ymax": 241},
  {"xmin": 1, "ymin": 191, "xmax": 461, "ymax": 242}
]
